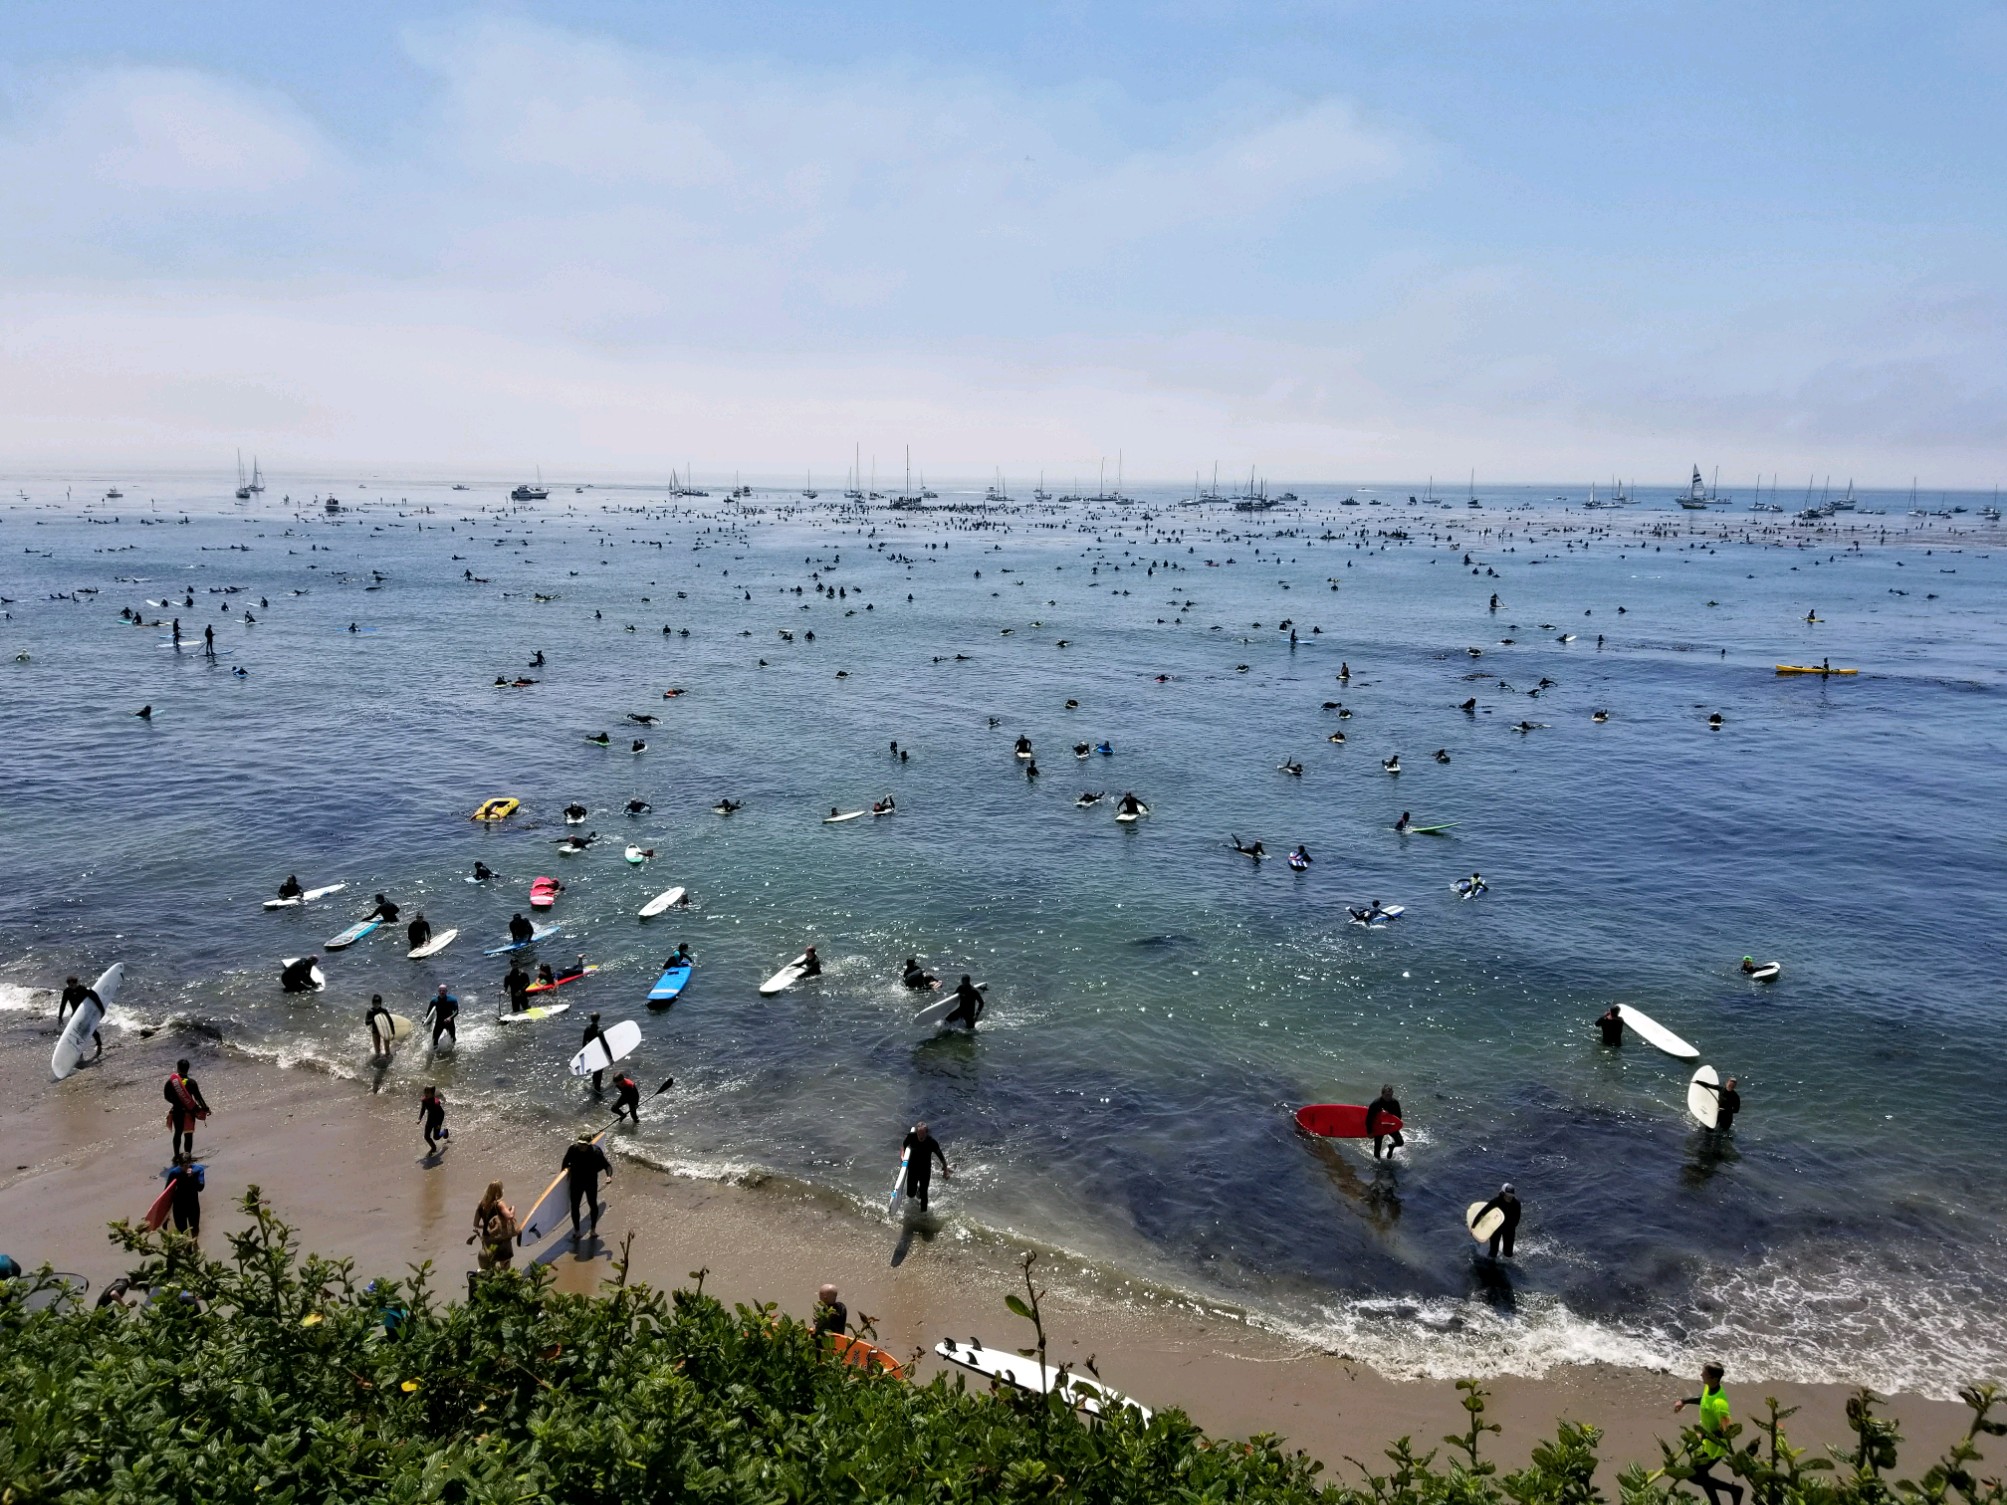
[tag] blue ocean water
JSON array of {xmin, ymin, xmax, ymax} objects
[{"xmin": 4, "ymin": 475, "xmax": 2004, "ymax": 1395}]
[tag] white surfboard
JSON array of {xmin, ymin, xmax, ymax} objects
[
  {"xmin": 496, "ymin": 1002, "xmax": 571, "ymax": 1024},
  {"xmin": 822, "ymin": 811, "xmax": 864, "ymax": 824},
  {"xmin": 915, "ymin": 983, "xmax": 982, "ymax": 1028},
  {"xmin": 759, "ymin": 955, "xmax": 811, "ymax": 996},
  {"xmin": 1114, "ymin": 802, "xmax": 1149, "ymax": 823},
  {"xmin": 386, "ymin": 1014, "xmax": 416, "ymax": 1039},
  {"xmin": 1746, "ymin": 963, "xmax": 1782, "ymax": 982},
  {"xmin": 408, "ymin": 927, "xmax": 459, "ymax": 960},
  {"xmin": 638, "ymin": 886, "xmax": 687, "ymax": 918},
  {"xmin": 51, "ymin": 962, "xmax": 121, "ymax": 1080},
  {"xmin": 570, "ymin": 1019, "xmax": 642, "ymax": 1076},
  {"xmin": 934, "ymin": 1338, "xmax": 1151, "ymax": 1420},
  {"xmin": 280, "ymin": 957, "xmax": 327, "ymax": 991},
  {"xmin": 1466, "ymin": 1201, "xmax": 1506, "ymax": 1244},
  {"xmin": 1612, "ymin": 1003, "xmax": 1698, "ymax": 1060},
  {"xmin": 889, "ymin": 1142, "xmax": 912, "ymax": 1212},
  {"xmin": 263, "ymin": 883, "xmax": 345, "ymax": 910},
  {"xmin": 1687, "ymin": 1065, "xmax": 1721, "ymax": 1128}
]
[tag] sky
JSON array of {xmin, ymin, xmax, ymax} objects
[{"xmin": 0, "ymin": 1, "xmax": 2001, "ymax": 486}]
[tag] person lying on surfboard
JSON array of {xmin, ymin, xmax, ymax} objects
[{"xmin": 1229, "ymin": 835, "xmax": 1266, "ymax": 860}]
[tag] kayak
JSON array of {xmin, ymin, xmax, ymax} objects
[
  {"xmin": 526, "ymin": 964, "xmax": 600, "ymax": 995},
  {"xmin": 647, "ymin": 960, "xmax": 692, "ymax": 1005},
  {"xmin": 1776, "ymin": 665, "xmax": 1857, "ymax": 675}
]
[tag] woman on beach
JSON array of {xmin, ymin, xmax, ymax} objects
[{"xmin": 473, "ymin": 1183, "xmax": 515, "ymax": 1273}]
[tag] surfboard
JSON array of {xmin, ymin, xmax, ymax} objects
[
  {"xmin": 529, "ymin": 877, "xmax": 560, "ymax": 910},
  {"xmin": 485, "ymin": 923, "xmax": 559, "ymax": 956},
  {"xmin": 280, "ymin": 957, "xmax": 327, "ymax": 991},
  {"xmin": 1746, "ymin": 963, "xmax": 1782, "ymax": 982},
  {"xmin": 1403, "ymin": 824, "xmax": 1457, "ymax": 835},
  {"xmin": 829, "ymin": 1333, "xmax": 904, "ymax": 1376},
  {"xmin": 262, "ymin": 883, "xmax": 345, "ymax": 910},
  {"xmin": 144, "ymin": 1179, "xmax": 176, "ymax": 1233},
  {"xmin": 889, "ymin": 1142, "xmax": 913, "ymax": 1212},
  {"xmin": 1466, "ymin": 1201, "xmax": 1506, "ymax": 1244},
  {"xmin": 386, "ymin": 1014, "xmax": 415, "ymax": 1039},
  {"xmin": 1295, "ymin": 1104, "xmax": 1401, "ymax": 1139},
  {"xmin": 1687, "ymin": 1065, "xmax": 1721, "ymax": 1128},
  {"xmin": 913, "ymin": 993, "xmax": 958, "ymax": 1027},
  {"xmin": 517, "ymin": 1130, "xmax": 609, "ymax": 1245},
  {"xmin": 1348, "ymin": 905, "xmax": 1405, "ymax": 926},
  {"xmin": 51, "ymin": 962, "xmax": 120, "ymax": 1080},
  {"xmin": 823, "ymin": 811, "xmax": 864, "ymax": 824},
  {"xmin": 324, "ymin": 918, "xmax": 380, "ymax": 950},
  {"xmin": 570, "ymin": 1019, "xmax": 642, "ymax": 1077},
  {"xmin": 934, "ymin": 1338, "xmax": 1151, "ymax": 1420},
  {"xmin": 1610, "ymin": 1003, "xmax": 1698, "ymax": 1060},
  {"xmin": 759, "ymin": 955, "xmax": 811, "ymax": 996},
  {"xmin": 496, "ymin": 1003, "xmax": 571, "ymax": 1024},
  {"xmin": 526, "ymin": 964, "xmax": 600, "ymax": 995},
  {"xmin": 407, "ymin": 928, "xmax": 459, "ymax": 960},
  {"xmin": 638, "ymin": 887, "xmax": 686, "ymax": 918},
  {"xmin": 647, "ymin": 960, "xmax": 692, "ymax": 1004},
  {"xmin": 623, "ymin": 845, "xmax": 651, "ymax": 865}
]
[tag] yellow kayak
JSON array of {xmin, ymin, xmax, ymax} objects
[
  {"xmin": 1776, "ymin": 665, "xmax": 1857, "ymax": 676},
  {"xmin": 471, "ymin": 797, "xmax": 521, "ymax": 821}
]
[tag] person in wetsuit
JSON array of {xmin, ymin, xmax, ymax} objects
[
  {"xmin": 561, "ymin": 1131, "xmax": 612, "ymax": 1236},
  {"xmin": 901, "ymin": 957, "xmax": 938, "ymax": 990},
  {"xmin": 280, "ymin": 955, "xmax": 320, "ymax": 994},
  {"xmin": 1694, "ymin": 1075, "xmax": 1743, "ymax": 1134},
  {"xmin": 580, "ymin": 1012, "xmax": 611, "ymax": 1092},
  {"xmin": 418, "ymin": 1086, "xmax": 448, "ymax": 1155},
  {"xmin": 900, "ymin": 1121, "xmax": 951, "ymax": 1211},
  {"xmin": 1474, "ymin": 1183, "xmax": 1521, "ymax": 1260},
  {"xmin": 162, "ymin": 1157, "xmax": 205, "ymax": 1235},
  {"xmin": 504, "ymin": 963, "xmax": 531, "ymax": 1014},
  {"xmin": 943, "ymin": 976, "xmax": 985, "ymax": 1029},
  {"xmin": 472, "ymin": 861, "xmax": 495, "ymax": 882},
  {"xmin": 365, "ymin": 893, "xmax": 400, "ymax": 924},
  {"xmin": 613, "ymin": 1073, "xmax": 643, "ymax": 1123},
  {"xmin": 1596, "ymin": 1005, "xmax": 1625, "ymax": 1047},
  {"xmin": 1367, "ymin": 1084, "xmax": 1404, "ymax": 1161},
  {"xmin": 406, "ymin": 913, "xmax": 432, "ymax": 952},
  {"xmin": 800, "ymin": 946, "xmax": 822, "ymax": 979},
  {"xmin": 164, "ymin": 1060, "xmax": 210, "ymax": 1158},
  {"xmin": 57, "ymin": 975, "xmax": 105, "ymax": 1062},
  {"xmin": 426, "ymin": 986, "xmax": 458, "ymax": 1051},
  {"xmin": 508, "ymin": 912, "xmax": 535, "ymax": 946},
  {"xmin": 277, "ymin": 875, "xmax": 303, "ymax": 900},
  {"xmin": 366, "ymin": 993, "xmax": 394, "ymax": 1056},
  {"xmin": 1117, "ymin": 792, "xmax": 1144, "ymax": 816}
]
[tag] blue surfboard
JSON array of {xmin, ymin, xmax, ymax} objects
[{"xmin": 647, "ymin": 960, "xmax": 692, "ymax": 1003}]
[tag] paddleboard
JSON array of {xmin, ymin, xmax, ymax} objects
[
  {"xmin": 934, "ymin": 1338, "xmax": 1151, "ymax": 1420},
  {"xmin": 485, "ymin": 923, "xmax": 559, "ymax": 956},
  {"xmin": 638, "ymin": 886, "xmax": 686, "ymax": 918},
  {"xmin": 529, "ymin": 877, "xmax": 560, "ymax": 910},
  {"xmin": 280, "ymin": 957, "xmax": 327, "ymax": 991},
  {"xmin": 526, "ymin": 964, "xmax": 600, "ymax": 994},
  {"xmin": 144, "ymin": 1180, "xmax": 176, "ymax": 1233},
  {"xmin": 51, "ymin": 962, "xmax": 121, "ymax": 1080},
  {"xmin": 517, "ymin": 1130, "xmax": 609, "ymax": 1245},
  {"xmin": 1687, "ymin": 1064, "xmax": 1722, "ymax": 1129},
  {"xmin": 1295, "ymin": 1104, "xmax": 1401, "ymax": 1139},
  {"xmin": 889, "ymin": 1142, "xmax": 912, "ymax": 1212},
  {"xmin": 823, "ymin": 811, "xmax": 864, "ymax": 824},
  {"xmin": 759, "ymin": 955, "xmax": 811, "ymax": 996},
  {"xmin": 496, "ymin": 1003, "xmax": 571, "ymax": 1024},
  {"xmin": 324, "ymin": 918, "xmax": 380, "ymax": 950},
  {"xmin": 1610, "ymin": 1003, "xmax": 1698, "ymax": 1060},
  {"xmin": 262, "ymin": 883, "xmax": 345, "ymax": 911},
  {"xmin": 1466, "ymin": 1201, "xmax": 1506, "ymax": 1244},
  {"xmin": 407, "ymin": 928, "xmax": 459, "ymax": 960},
  {"xmin": 647, "ymin": 960, "xmax": 692, "ymax": 1004},
  {"xmin": 1746, "ymin": 963, "xmax": 1782, "ymax": 982},
  {"xmin": 570, "ymin": 1019, "xmax": 642, "ymax": 1076}
]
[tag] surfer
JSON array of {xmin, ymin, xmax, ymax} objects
[
  {"xmin": 1739, "ymin": 956, "xmax": 1759, "ymax": 975},
  {"xmin": 164, "ymin": 1060, "xmax": 211, "ymax": 1159},
  {"xmin": 581, "ymin": 1011, "xmax": 611, "ymax": 1092},
  {"xmin": 472, "ymin": 861, "xmax": 496, "ymax": 882},
  {"xmin": 365, "ymin": 893, "xmax": 400, "ymax": 924},
  {"xmin": 407, "ymin": 913, "xmax": 432, "ymax": 952},
  {"xmin": 625, "ymin": 799, "xmax": 652, "ymax": 815},
  {"xmin": 56, "ymin": 975, "xmax": 105, "ymax": 1062},
  {"xmin": 899, "ymin": 1122, "xmax": 951, "ymax": 1211},
  {"xmin": 613, "ymin": 1073, "xmax": 643, "ymax": 1123},
  {"xmin": 564, "ymin": 803, "xmax": 589, "ymax": 822},
  {"xmin": 1672, "ymin": 1363, "xmax": 1743, "ymax": 1505},
  {"xmin": 1013, "ymin": 734, "xmax": 1033, "ymax": 757},
  {"xmin": 1367, "ymin": 1085, "xmax": 1404, "ymax": 1161},
  {"xmin": 1595, "ymin": 1005, "xmax": 1625, "ymax": 1047},
  {"xmin": 419, "ymin": 1086, "xmax": 448, "ymax": 1155},
  {"xmin": 1473, "ymin": 1183, "xmax": 1520, "ymax": 1260},
  {"xmin": 586, "ymin": 732, "xmax": 611, "ymax": 746},
  {"xmin": 504, "ymin": 962, "xmax": 531, "ymax": 1013},
  {"xmin": 280, "ymin": 955, "xmax": 320, "ymax": 994},
  {"xmin": 562, "ymin": 1131, "xmax": 613, "ymax": 1235},
  {"xmin": 902, "ymin": 957, "xmax": 939, "ymax": 991},
  {"xmin": 1694, "ymin": 1075, "xmax": 1743, "ymax": 1134},
  {"xmin": 1229, "ymin": 835, "xmax": 1266, "ymax": 860},
  {"xmin": 1393, "ymin": 812, "xmax": 1412, "ymax": 834},
  {"xmin": 531, "ymin": 650, "xmax": 546, "ymax": 667},
  {"xmin": 366, "ymin": 994, "xmax": 394, "ymax": 1056},
  {"xmin": 161, "ymin": 1157, "xmax": 205, "ymax": 1236},
  {"xmin": 631, "ymin": 739, "xmax": 647, "ymax": 753},
  {"xmin": 801, "ymin": 946, "xmax": 822, "ymax": 979},
  {"xmin": 714, "ymin": 798, "xmax": 742, "ymax": 814},
  {"xmin": 276, "ymin": 875, "xmax": 303, "ymax": 901},
  {"xmin": 425, "ymin": 986, "xmax": 459, "ymax": 1052},
  {"xmin": 1455, "ymin": 873, "xmax": 1487, "ymax": 897},
  {"xmin": 1289, "ymin": 845, "xmax": 1312, "ymax": 869},
  {"xmin": 508, "ymin": 913, "xmax": 535, "ymax": 946},
  {"xmin": 1278, "ymin": 757, "xmax": 1303, "ymax": 776},
  {"xmin": 1025, "ymin": 759, "xmax": 1039, "ymax": 779},
  {"xmin": 535, "ymin": 962, "xmax": 557, "ymax": 988},
  {"xmin": 1383, "ymin": 755, "xmax": 1401, "ymax": 774},
  {"xmin": 872, "ymin": 795, "xmax": 897, "ymax": 814},
  {"xmin": 1116, "ymin": 792, "xmax": 1145, "ymax": 817},
  {"xmin": 943, "ymin": 975, "xmax": 986, "ymax": 1030}
]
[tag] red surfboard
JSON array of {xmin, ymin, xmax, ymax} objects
[
  {"xmin": 144, "ymin": 1180, "xmax": 175, "ymax": 1232},
  {"xmin": 1295, "ymin": 1104, "xmax": 1401, "ymax": 1139},
  {"xmin": 530, "ymin": 877, "xmax": 560, "ymax": 911}
]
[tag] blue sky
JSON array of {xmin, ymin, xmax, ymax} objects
[{"xmin": 1, "ymin": 2, "xmax": 2001, "ymax": 483}]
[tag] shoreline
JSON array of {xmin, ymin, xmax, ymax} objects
[{"xmin": 3, "ymin": 1006, "xmax": 1993, "ymax": 1480}]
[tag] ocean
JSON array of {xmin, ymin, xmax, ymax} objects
[{"xmin": 4, "ymin": 474, "xmax": 2003, "ymax": 1398}]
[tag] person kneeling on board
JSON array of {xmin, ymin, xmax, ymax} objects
[
  {"xmin": 1367, "ymin": 1084, "xmax": 1404, "ymax": 1161},
  {"xmin": 1694, "ymin": 1074, "xmax": 1743, "ymax": 1134},
  {"xmin": 1475, "ymin": 1183, "xmax": 1520, "ymax": 1261},
  {"xmin": 562, "ymin": 1130, "xmax": 613, "ymax": 1236},
  {"xmin": 280, "ymin": 955, "xmax": 320, "ymax": 995},
  {"xmin": 900, "ymin": 1122, "xmax": 951, "ymax": 1211}
]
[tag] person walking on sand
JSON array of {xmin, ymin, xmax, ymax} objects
[
  {"xmin": 57, "ymin": 974, "xmax": 105, "ymax": 1063},
  {"xmin": 161, "ymin": 1156, "xmax": 205, "ymax": 1236},
  {"xmin": 163, "ymin": 1059, "xmax": 210, "ymax": 1158},
  {"xmin": 1673, "ymin": 1362, "xmax": 1744, "ymax": 1505},
  {"xmin": 561, "ymin": 1130, "xmax": 612, "ymax": 1237},
  {"xmin": 900, "ymin": 1121, "xmax": 951, "ymax": 1212},
  {"xmin": 1473, "ymin": 1182, "xmax": 1520, "ymax": 1261},
  {"xmin": 471, "ymin": 1183, "xmax": 515, "ymax": 1279},
  {"xmin": 419, "ymin": 1086, "xmax": 448, "ymax": 1155},
  {"xmin": 1367, "ymin": 1083, "xmax": 1404, "ymax": 1161}
]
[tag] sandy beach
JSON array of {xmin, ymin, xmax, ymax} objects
[{"xmin": 4, "ymin": 1004, "xmax": 1991, "ymax": 1484}]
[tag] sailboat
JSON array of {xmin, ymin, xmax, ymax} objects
[
  {"xmin": 1034, "ymin": 471, "xmax": 1050, "ymax": 503},
  {"xmin": 802, "ymin": 471, "xmax": 817, "ymax": 499},
  {"xmin": 249, "ymin": 457, "xmax": 264, "ymax": 494},
  {"xmin": 235, "ymin": 450, "xmax": 252, "ymax": 501},
  {"xmin": 1678, "ymin": 466, "xmax": 1710, "ymax": 509}
]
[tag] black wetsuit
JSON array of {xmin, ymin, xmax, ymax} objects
[
  {"xmin": 280, "ymin": 958, "xmax": 318, "ymax": 994},
  {"xmin": 901, "ymin": 1128, "xmax": 949, "ymax": 1210},
  {"xmin": 165, "ymin": 1161, "xmax": 204, "ymax": 1234},
  {"xmin": 944, "ymin": 980, "xmax": 985, "ymax": 1029},
  {"xmin": 1475, "ymin": 1192, "xmax": 1521, "ymax": 1259},
  {"xmin": 407, "ymin": 917, "xmax": 432, "ymax": 951},
  {"xmin": 613, "ymin": 1075, "xmax": 642, "ymax": 1122},
  {"xmin": 419, "ymin": 1094, "xmax": 447, "ymax": 1152},
  {"xmin": 581, "ymin": 1021, "xmax": 611, "ymax": 1090},
  {"xmin": 58, "ymin": 982, "xmax": 104, "ymax": 1059},
  {"xmin": 366, "ymin": 1002, "xmax": 393, "ymax": 1054},
  {"xmin": 504, "ymin": 966, "xmax": 531, "ymax": 1013},
  {"xmin": 801, "ymin": 953, "xmax": 822, "ymax": 978},
  {"xmin": 1596, "ymin": 1010, "xmax": 1625, "ymax": 1047},
  {"xmin": 813, "ymin": 1296, "xmax": 848, "ymax": 1340},
  {"xmin": 561, "ymin": 1140, "xmax": 612, "ymax": 1233},
  {"xmin": 367, "ymin": 899, "xmax": 400, "ymax": 924},
  {"xmin": 427, "ymin": 993, "xmax": 458, "ymax": 1049},
  {"xmin": 277, "ymin": 878, "xmax": 303, "ymax": 900},
  {"xmin": 1698, "ymin": 1081, "xmax": 1742, "ymax": 1133},
  {"xmin": 508, "ymin": 913, "xmax": 535, "ymax": 945},
  {"xmin": 1366, "ymin": 1093, "xmax": 1404, "ymax": 1160},
  {"xmin": 164, "ymin": 1073, "xmax": 210, "ymax": 1158}
]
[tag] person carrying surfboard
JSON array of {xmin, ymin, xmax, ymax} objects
[
  {"xmin": 580, "ymin": 1012, "xmax": 612, "ymax": 1092},
  {"xmin": 1672, "ymin": 1363, "xmax": 1743, "ymax": 1505},
  {"xmin": 163, "ymin": 1060, "xmax": 210, "ymax": 1159},
  {"xmin": 943, "ymin": 976, "xmax": 986, "ymax": 1030},
  {"xmin": 899, "ymin": 1122, "xmax": 951, "ymax": 1212},
  {"xmin": 1367, "ymin": 1085, "xmax": 1404, "ymax": 1161},
  {"xmin": 1473, "ymin": 1183, "xmax": 1520, "ymax": 1260},
  {"xmin": 367, "ymin": 994, "xmax": 394, "ymax": 1056},
  {"xmin": 160, "ymin": 1157, "xmax": 204, "ymax": 1236},
  {"xmin": 1693, "ymin": 1075, "xmax": 1743, "ymax": 1135},
  {"xmin": 57, "ymin": 975, "xmax": 105, "ymax": 1063},
  {"xmin": 561, "ymin": 1131, "xmax": 613, "ymax": 1236}
]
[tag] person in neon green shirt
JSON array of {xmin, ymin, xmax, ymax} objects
[{"xmin": 1673, "ymin": 1362, "xmax": 1742, "ymax": 1505}]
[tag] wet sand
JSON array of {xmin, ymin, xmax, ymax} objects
[{"xmin": 1, "ymin": 1010, "xmax": 1991, "ymax": 1481}]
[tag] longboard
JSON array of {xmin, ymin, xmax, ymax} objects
[
  {"xmin": 1466, "ymin": 1201, "xmax": 1506, "ymax": 1244},
  {"xmin": 263, "ymin": 883, "xmax": 344, "ymax": 910},
  {"xmin": 1295, "ymin": 1104, "xmax": 1401, "ymax": 1139},
  {"xmin": 408, "ymin": 928, "xmax": 459, "ymax": 960},
  {"xmin": 324, "ymin": 918, "xmax": 381, "ymax": 950},
  {"xmin": 646, "ymin": 961, "xmax": 692, "ymax": 1003},
  {"xmin": 527, "ymin": 964, "xmax": 600, "ymax": 995},
  {"xmin": 570, "ymin": 1019, "xmax": 642, "ymax": 1077},
  {"xmin": 496, "ymin": 1003, "xmax": 570, "ymax": 1024},
  {"xmin": 1610, "ymin": 1003, "xmax": 1698, "ymax": 1060},
  {"xmin": 822, "ymin": 811, "xmax": 864, "ymax": 824},
  {"xmin": 1687, "ymin": 1065, "xmax": 1722, "ymax": 1128},
  {"xmin": 638, "ymin": 887, "xmax": 686, "ymax": 918},
  {"xmin": 889, "ymin": 1142, "xmax": 912, "ymax": 1212},
  {"xmin": 485, "ymin": 924, "xmax": 559, "ymax": 956},
  {"xmin": 518, "ymin": 1131, "xmax": 609, "ymax": 1245},
  {"xmin": 934, "ymin": 1337, "xmax": 1151, "ymax": 1419},
  {"xmin": 51, "ymin": 962, "xmax": 121, "ymax": 1080},
  {"xmin": 759, "ymin": 955, "xmax": 811, "ymax": 996}
]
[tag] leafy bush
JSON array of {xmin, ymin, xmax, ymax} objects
[{"xmin": 0, "ymin": 1191, "xmax": 1999, "ymax": 1504}]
